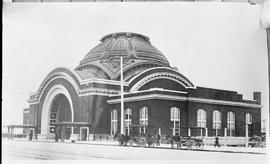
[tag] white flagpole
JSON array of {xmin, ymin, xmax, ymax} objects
[{"xmin": 120, "ymin": 57, "xmax": 125, "ymax": 135}]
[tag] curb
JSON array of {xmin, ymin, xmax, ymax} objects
[{"xmin": 6, "ymin": 139, "xmax": 266, "ymax": 155}]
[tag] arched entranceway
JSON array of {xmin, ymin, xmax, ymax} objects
[
  {"xmin": 50, "ymin": 94, "xmax": 72, "ymax": 140},
  {"xmin": 41, "ymin": 85, "xmax": 74, "ymax": 139}
]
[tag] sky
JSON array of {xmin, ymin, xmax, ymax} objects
[{"xmin": 2, "ymin": 3, "xmax": 269, "ymax": 130}]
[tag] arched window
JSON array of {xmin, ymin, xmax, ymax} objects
[
  {"xmin": 170, "ymin": 107, "xmax": 180, "ymax": 135},
  {"xmin": 111, "ymin": 110, "xmax": 117, "ymax": 135},
  {"xmin": 227, "ymin": 112, "xmax": 235, "ymax": 136},
  {"xmin": 213, "ymin": 110, "xmax": 221, "ymax": 136},
  {"xmin": 197, "ymin": 109, "xmax": 207, "ymax": 128},
  {"xmin": 139, "ymin": 107, "xmax": 148, "ymax": 134},
  {"xmin": 125, "ymin": 108, "xmax": 132, "ymax": 135}
]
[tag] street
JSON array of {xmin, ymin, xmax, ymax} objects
[{"xmin": 2, "ymin": 139, "xmax": 268, "ymax": 161}]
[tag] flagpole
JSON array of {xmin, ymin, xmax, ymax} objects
[{"xmin": 120, "ymin": 57, "xmax": 125, "ymax": 135}]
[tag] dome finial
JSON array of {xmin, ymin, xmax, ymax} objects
[{"xmin": 100, "ymin": 32, "xmax": 150, "ymax": 43}]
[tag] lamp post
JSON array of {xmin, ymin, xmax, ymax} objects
[{"xmin": 120, "ymin": 57, "xmax": 125, "ymax": 135}]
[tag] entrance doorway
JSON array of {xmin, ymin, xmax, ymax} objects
[
  {"xmin": 80, "ymin": 127, "xmax": 89, "ymax": 141},
  {"xmin": 57, "ymin": 126, "xmax": 72, "ymax": 140},
  {"xmin": 248, "ymin": 124, "xmax": 253, "ymax": 137},
  {"xmin": 65, "ymin": 128, "xmax": 72, "ymax": 139},
  {"xmin": 50, "ymin": 94, "xmax": 72, "ymax": 140}
]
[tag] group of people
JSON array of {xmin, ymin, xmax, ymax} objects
[
  {"xmin": 28, "ymin": 130, "xmax": 38, "ymax": 141},
  {"xmin": 146, "ymin": 133, "xmax": 161, "ymax": 146},
  {"xmin": 113, "ymin": 130, "xmax": 161, "ymax": 146}
]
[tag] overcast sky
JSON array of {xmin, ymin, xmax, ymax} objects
[{"xmin": 2, "ymin": 3, "xmax": 269, "ymax": 128}]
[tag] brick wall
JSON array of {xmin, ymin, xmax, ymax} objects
[
  {"xmin": 111, "ymin": 99, "xmax": 189, "ymax": 136},
  {"xmin": 187, "ymin": 102, "xmax": 261, "ymax": 137},
  {"xmin": 109, "ymin": 99, "xmax": 261, "ymax": 137}
]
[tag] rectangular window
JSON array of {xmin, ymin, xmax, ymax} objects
[
  {"xmin": 139, "ymin": 107, "xmax": 148, "ymax": 134},
  {"xmin": 227, "ymin": 112, "xmax": 235, "ymax": 136},
  {"xmin": 197, "ymin": 109, "xmax": 207, "ymax": 128},
  {"xmin": 227, "ymin": 123, "xmax": 235, "ymax": 130},
  {"xmin": 213, "ymin": 122, "xmax": 221, "ymax": 129},
  {"xmin": 111, "ymin": 110, "xmax": 117, "ymax": 135},
  {"xmin": 170, "ymin": 121, "xmax": 180, "ymax": 136},
  {"xmin": 213, "ymin": 111, "xmax": 221, "ymax": 130},
  {"xmin": 227, "ymin": 123, "xmax": 235, "ymax": 136},
  {"xmin": 170, "ymin": 107, "xmax": 180, "ymax": 135},
  {"xmin": 197, "ymin": 122, "xmax": 206, "ymax": 128},
  {"xmin": 125, "ymin": 108, "xmax": 132, "ymax": 135}
]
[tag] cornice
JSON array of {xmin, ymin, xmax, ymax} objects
[
  {"xmin": 80, "ymin": 78, "xmax": 129, "ymax": 86},
  {"xmin": 107, "ymin": 94, "xmax": 262, "ymax": 109},
  {"xmin": 78, "ymin": 88, "xmax": 120, "ymax": 97}
]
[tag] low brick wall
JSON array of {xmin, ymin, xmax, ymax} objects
[
  {"xmin": 159, "ymin": 136, "xmax": 248, "ymax": 146},
  {"xmin": 37, "ymin": 134, "xmax": 54, "ymax": 140},
  {"xmin": 202, "ymin": 137, "xmax": 247, "ymax": 146},
  {"xmin": 43, "ymin": 133, "xmax": 249, "ymax": 146},
  {"xmin": 88, "ymin": 134, "xmax": 115, "ymax": 141}
]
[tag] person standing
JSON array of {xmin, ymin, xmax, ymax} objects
[
  {"xmin": 214, "ymin": 136, "xmax": 220, "ymax": 148},
  {"xmin": 55, "ymin": 133, "xmax": 59, "ymax": 142},
  {"xmin": 29, "ymin": 131, "xmax": 33, "ymax": 141},
  {"xmin": 156, "ymin": 133, "xmax": 161, "ymax": 146}
]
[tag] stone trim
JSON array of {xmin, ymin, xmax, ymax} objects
[
  {"xmin": 80, "ymin": 78, "xmax": 128, "ymax": 86},
  {"xmin": 107, "ymin": 94, "xmax": 262, "ymax": 109},
  {"xmin": 28, "ymin": 68, "xmax": 126, "ymax": 104},
  {"xmin": 188, "ymin": 97, "xmax": 261, "ymax": 109},
  {"xmin": 130, "ymin": 72, "xmax": 194, "ymax": 91},
  {"xmin": 28, "ymin": 66, "xmax": 196, "ymax": 104},
  {"xmin": 108, "ymin": 94, "xmax": 188, "ymax": 104},
  {"xmin": 128, "ymin": 67, "xmax": 195, "ymax": 87},
  {"xmin": 78, "ymin": 88, "xmax": 120, "ymax": 97},
  {"xmin": 109, "ymin": 88, "xmax": 187, "ymax": 98},
  {"xmin": 28, "ymin": 72, "xmax": 80, "ymax": 104}
]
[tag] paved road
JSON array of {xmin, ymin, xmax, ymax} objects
[{"xmin": 2, "ymin": 139, "xmax": 269, "ymax": 161}]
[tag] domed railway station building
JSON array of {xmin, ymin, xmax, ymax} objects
[{"xmin": 23, "ymin": 32, "xmax": 262, "ymax": 143}]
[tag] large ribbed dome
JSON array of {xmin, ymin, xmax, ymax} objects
[
  {"xmin": 76, "ymin": 32, "xmax": 170, "ymax": 80},
  {"xmin": 79, "ymin": 32, "xmax": 169, "ymax": 66}
]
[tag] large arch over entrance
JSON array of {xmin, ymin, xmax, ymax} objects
[{"xmin": 41, "ymin": 85, "xmax": 74, "ymax": 139}]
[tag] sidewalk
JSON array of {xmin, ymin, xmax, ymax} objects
[{"xmin": 5, "ymin": 138, "xmax": 267, "ymax": 154}]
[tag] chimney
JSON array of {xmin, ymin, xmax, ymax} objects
[
  {"xmin": 253, "ymin": 92, "xmax": 261, "ymax": 105},
  {"xmin": 237, "ymin": 94, "xmax": 243, "ymax": 101}
]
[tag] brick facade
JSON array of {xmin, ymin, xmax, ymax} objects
[{"xmin": 109, "ymin": 94, "xmax": 261, "ymax": 137}]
